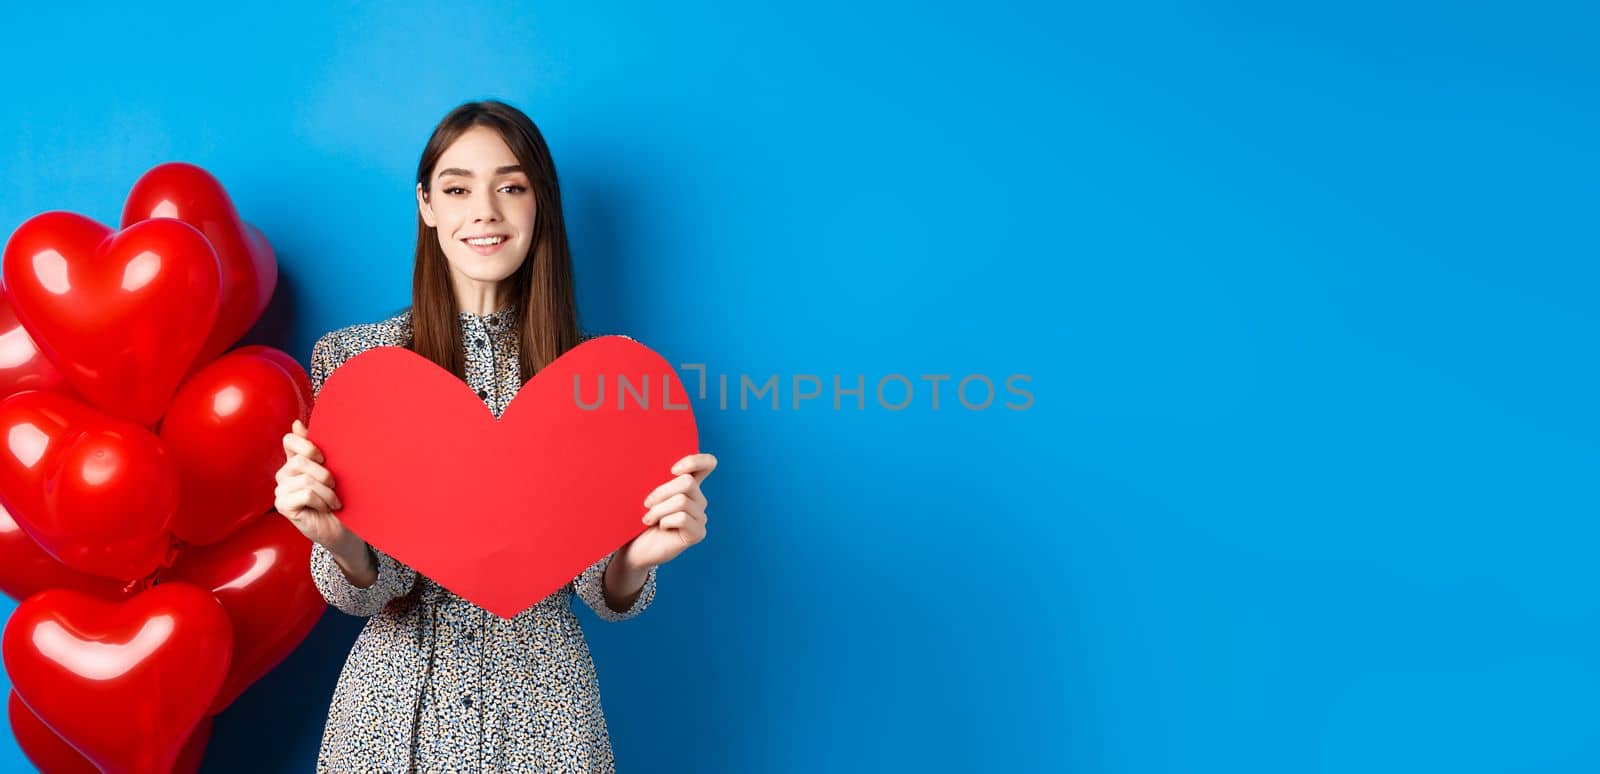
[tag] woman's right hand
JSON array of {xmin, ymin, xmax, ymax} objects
[{"xmin": 275, "ymin": 419, "xmax": 347, "ymax": 548}]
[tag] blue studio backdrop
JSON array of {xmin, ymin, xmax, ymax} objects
[{"xmin": 1, "ymin": 1, "xmax": 1597, "ymax": 772}]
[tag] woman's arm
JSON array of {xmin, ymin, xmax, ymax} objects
[
  {"xmin": 310, "ymin": 538, "xmax": 417, "ymax": 617},
  {"xmin": 324, "ymin": 524, "xmax": 376, "ymax": 587},
  {"xmin": 573, "ymin": 450, "xmax": 716, "ymax": 620},
  {"xmin": 602, "ymin": 550, "xmax": 651, "ymax": 611},
  {"xmin": 574, "ymin": 550, "xmax": 657, "ymax": 622}
]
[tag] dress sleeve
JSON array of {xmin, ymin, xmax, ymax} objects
[
  {"xmin": 305, "ymin": 332, "xmax": 419, "ymax": 617},
  {"xmin": 310, "ymin": 541, "xmax": 418, "ymax": 617},
  {"xmin": 573, "ymin": 551, "xmax": 657, "ymax": 622}
]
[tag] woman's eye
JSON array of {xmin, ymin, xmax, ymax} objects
[
  {"xmin": 444, "ymin": 187, "xmax": 466, "ymax": 195},
  {"xmin": 500, "ymin": 185, "xmax": 528, "ymax": 194}
]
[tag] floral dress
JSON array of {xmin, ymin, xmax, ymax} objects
[{"xmin": 305, "ymin": 304, "xmax": 657, "ymax": 773}]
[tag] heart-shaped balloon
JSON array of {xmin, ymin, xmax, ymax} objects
[
  {"xmin": 171, "ymin": 716, "xmax": 213, "ymax": 774},
  {"xmin": 121, "ymin": 162, "xmax": 276, "ymax": 368},
  {"xmin": 8, "ymin": 690, "xmax": 213, "ymax": 774},
  {"xmin": 309, "ymin": 335, "xmax": 698, "ymax": 618},
  {"xmin": 2, "ymin": 212, "xmax": 221, "ymax": 426},
  {"xmin": 160, "ymin": 349, "xmax": 309, "ymax": 545},
  {"xmin": 0, "ymin": 389, "xmax": 180, "ymax": 581},
  {"xmin": 0, "ymin": 503, "xmax": 133, "ymax": 602},
  {"xmin": 162, "ymin": 513, "xmax": 325, "ymax": 714},
  {"xmin": 233, "ymin": 344, "xmax": 313, "ymax": 417},
  {"xmin": 0, "ymin": 288, "xmax": 72, "ymax": 402},
  {"xmin": 7, "ymin": 689, "xmax": 98, "ymax": 774},
  {"xmin": 2, "ymin": 582, "xmax": 232, "ymax": 774}
]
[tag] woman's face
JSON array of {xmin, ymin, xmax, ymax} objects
[{"xmin": 416, "ymin": 125, "xmax": 538, "ymax": 296}]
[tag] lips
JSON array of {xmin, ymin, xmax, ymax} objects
[{"xmin": 461, "ymin": 235, "xmax": 509, "ymax": 255}]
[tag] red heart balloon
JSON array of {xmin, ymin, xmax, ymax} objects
[
  {"xmin": 121, "ymin": 162, "xmax": 276, "ymax": 368},
  {"xmin": 233, "ymin": 344, "xmax": 313, "ymax": 416},
  {"xmin": 0, "ymin": 503, "xmax": 133, "ymax": 603},
  {"xmin": 1, "ymin": 212, "xmax": 221, "ymax": 426},
  {"xmin": 170, "ymin": 716, "xmax": 213, "ymax": 774},
  {"xmin": 162, "ymin": 513, "xmax": 325, "ymax": 714},
  {"xmin": 0, "ymin": 389, "xmax": 179, "ymax": 581},
  {"xmin": 7, "ymin": 689, "xmax": 98, "ymax": 774},
  {"xmin": 0, "ymin": 288, "xmax": 72, "ymax": 401},
  {"xmin": 2, "ymin": 583, "xmax": 232, "ymax": 774},
  {"xmin": 160, "ymin": 350, "xmax": 308, "ymax": 545},
  {"xmin": 8, "ymin": 691, "xmax": 210, "ymax": 774},
  {"xmin": 308, "ymin": 336, "xmax": 698, "ymax": 618}
]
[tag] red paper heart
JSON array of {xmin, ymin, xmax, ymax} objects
[
  {"xmin": 1, "ymin": 212, "xmax": 221, "ymax": 426},
  {"xmin": 121, "ymin": 162, "xmax": 277, "ymax": 368},
  {"xmin": 2, "ymin": 583, "xmax": 232, "ymax": 773},
  {"xmin": 308, "ymin": 336, "xmax": 698, "ymax": 618}
]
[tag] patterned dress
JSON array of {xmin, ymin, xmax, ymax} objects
[{"xmin": 306, "ymin": 304, "xmax": 658, "ymax": 773}]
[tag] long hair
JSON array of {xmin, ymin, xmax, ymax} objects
[{"xmin": 409, "ymin": 100, "xmax": 580, "ymax": 383}]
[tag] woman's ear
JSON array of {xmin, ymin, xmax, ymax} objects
[{"xmin": 416, "ymin": 182, "xmax": 437, "ymax": 228}]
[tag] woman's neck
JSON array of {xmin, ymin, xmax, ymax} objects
[{"xmin": 456, "ymin": 289, "xmax": 513, "ymax": 316}]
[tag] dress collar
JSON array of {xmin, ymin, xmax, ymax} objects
[{"xmin": 458, "ymin": 303, "xmax": 518, "ymax": 335}]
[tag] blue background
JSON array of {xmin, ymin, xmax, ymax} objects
[{"xmin": 1, "ymin": 1, "xmax": 1596, "ymax": 771}]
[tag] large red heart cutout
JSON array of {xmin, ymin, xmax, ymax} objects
[
  {"xmin": 308, "ymin": 336, "xmax": 698, "ymax": 618},
  {"xmin": 2, "ymin": 583, "xmax": 232, "ymax": 773}
]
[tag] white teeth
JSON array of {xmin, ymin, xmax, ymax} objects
[{"xmin": 466, "ymin": 236, "xmax": 505, "ymax": 246}]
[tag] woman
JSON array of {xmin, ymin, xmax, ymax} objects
[{"xmin": 272, "ymin": 99, "xmax": 715, "ymax": 772}]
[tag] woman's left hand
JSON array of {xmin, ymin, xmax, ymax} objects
[{"xmin": 618, "ymin": 452, "xmax": 717, "ymax": 570}]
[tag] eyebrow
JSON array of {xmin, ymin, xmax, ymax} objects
[{"xmin": 436, "ymin": 165, "xmax": 524, "ymax": 179}]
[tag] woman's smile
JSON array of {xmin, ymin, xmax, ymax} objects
[{"xmin": 462, "ymin": 234, "xmax": 509, "ymax": 255}]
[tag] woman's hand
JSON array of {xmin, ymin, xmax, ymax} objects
[
  {"xmin": 618, "ymin": 452, "xmax": 717, "ymax": 570},
  {"xmin": 274, "ymin": 419, "xmax": 348, "ymax": 548}
]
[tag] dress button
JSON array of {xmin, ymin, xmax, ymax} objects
[
  {"xmin": 462, "ymin": 696, "xmax": 473, "ymax": 709},
  {"xmin": 476, "ymin": 337, "xmax": 487, "ymax": 348},
  {"xmin": 477, "ymin": 389, "xmax": 488, "ymax": 399}
]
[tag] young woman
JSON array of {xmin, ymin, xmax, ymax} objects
[{"xmin": 272, "ymin": 100, "xmax": 715, "ymax": 772}]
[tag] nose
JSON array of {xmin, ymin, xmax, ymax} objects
[{"xmin": 471, "ymin": 188, "xmax": 501, "ymax": 223}]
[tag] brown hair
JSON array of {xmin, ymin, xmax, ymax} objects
[{"xmin": 409, "ymin": 100, "xmax": 580, "ymax": 382}]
